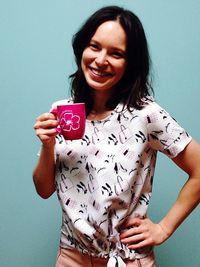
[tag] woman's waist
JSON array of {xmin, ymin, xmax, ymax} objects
[{"xmin": 59, "ymin": 228, "xmax": 153, "ymax": 260}]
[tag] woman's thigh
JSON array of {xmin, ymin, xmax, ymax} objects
[{"xmin": 55, "ymin": 247, "xmax": 91, "ymax": 267}]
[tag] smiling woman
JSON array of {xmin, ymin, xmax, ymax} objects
[
  {"xmin": 81, "ymin": 20, "xmax": 127, "ymax": 95},
  {"xmin": 32, "ymin": 5, "xmax": 200, "ymax": 267}
]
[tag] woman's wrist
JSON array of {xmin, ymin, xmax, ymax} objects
[
  {"xmin": 41, "ymin": 140, "xmax": 55, "ymax": 151},
  {"xmin": 158, "ymin": 221, "xmax": 172, "ymax": 240}
]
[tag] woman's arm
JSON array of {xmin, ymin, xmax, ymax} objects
[
  {"xmin": 159, "ymin": 139, "xmax": 200, "ymax": 236},
  {"xmin": 33, "ymin": 112, "xmax": 58, "ymax": 199},
  {"xmin": 120, "ymin": 139, "xmax": 200, "ymax": 249}
]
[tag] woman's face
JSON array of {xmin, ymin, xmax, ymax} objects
[{"xmin": 81, "ymin": 20, "xmax": 127, "ymax": 94}]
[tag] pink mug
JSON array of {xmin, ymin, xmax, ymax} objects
[{"xmin": 53, "ymin": 103, "xmax": 86, "ymax": 140}]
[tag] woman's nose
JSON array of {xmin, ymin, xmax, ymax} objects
[{"xmin": 95, "ymin": 51, "xmax": 108, "ymax": 66}]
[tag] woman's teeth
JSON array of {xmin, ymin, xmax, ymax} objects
[{"xmin": 91, "ymin": 67, "xmax": 111, "ymax": 77}]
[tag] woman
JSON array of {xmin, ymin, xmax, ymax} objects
[{"xmin": 33, "ymin": 6, "xmax": 200, "ymax": 267}]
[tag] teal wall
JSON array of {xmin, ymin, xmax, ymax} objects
[{"xmin": 0, "ymin": 1, "xmax": 200, "ymax": 266}]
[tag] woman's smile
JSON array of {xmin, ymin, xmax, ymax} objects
[{"xmin": 88, "ymin": 66, "xmax": 113, "ymax": 78}]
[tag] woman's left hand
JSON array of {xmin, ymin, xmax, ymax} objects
[{"xmin": 120, "ymin": 217, "xmax": 169, "ymax": 249}]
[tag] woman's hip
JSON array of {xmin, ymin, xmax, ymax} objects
[{"xmin": 55, "ymin": 247, "xmax": 156, "ymax": 267}]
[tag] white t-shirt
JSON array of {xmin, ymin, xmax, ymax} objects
[{"xmin": 51, "ymin": 97, "xmax": 192, "ymax": 261}]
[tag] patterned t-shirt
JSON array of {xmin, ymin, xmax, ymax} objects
[{"xmin": 51, "ymin": 97, "xmax": 192, "ymax": 263}]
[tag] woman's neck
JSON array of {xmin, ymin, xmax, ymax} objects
[
  {"xmin": 91, "ymin": 90, "xmax": 112, "ymax": 113},
  {"xmin": 87, "ymin": 108, "xmax": 112, "ymax": 121},
  {"xmin": 88, "ymin": 93, "xmax": 113, "ymax": 120}
]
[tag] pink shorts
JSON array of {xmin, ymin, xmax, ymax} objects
[{"xmin": 55, "ymin": 247, "xmax": 156, "ymax": 267}]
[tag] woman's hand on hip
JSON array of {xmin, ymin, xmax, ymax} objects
[{"xmin": 120, "ymin": 217, "xmax": 169, "ymax": 249}]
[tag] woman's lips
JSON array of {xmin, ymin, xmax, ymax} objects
[{"xmin": 89, "ymin": 66, "xmax": 113, "ymax": 78}]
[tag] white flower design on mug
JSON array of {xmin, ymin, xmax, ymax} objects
[{"xmin": 60, "ymin": 112, "xmax": 80, "ymax": 131}]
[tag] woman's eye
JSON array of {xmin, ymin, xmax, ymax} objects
[
  {"xmin": 112, "ymin": 51, "xmax": 124, "ymax": 58},
  {"xmin": 89, "ymin": 43, "xmax": 99, "ymax": 50}
]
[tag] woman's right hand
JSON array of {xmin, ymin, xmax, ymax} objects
[{"xmin": 33, "ymin": 112, "xmax": 59, "ymax": 148}]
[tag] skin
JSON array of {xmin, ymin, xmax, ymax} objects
[
  {"xmin": 33, "ymin": 112, "xmax": 58, "ymax": 198},
  {"xmin": 81, "ymin": 20, "xmax": 127, "ymax": 115},
  {"xmin": 33, "ymin": 20, "xmax": 200, "ymax": 249}
]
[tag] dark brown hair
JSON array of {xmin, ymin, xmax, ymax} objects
[{"xmin": 70, "ymin": 5, "xmax": 153, "ymax": 115}]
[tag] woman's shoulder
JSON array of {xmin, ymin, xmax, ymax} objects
[
  {"xmin": 139, "ymin": 96, "xmax": 165, "ymax": 115},
  {"xmin": 127, "ymin": 96, "xmax": 171, "ymax": 124},
  {"xmin": 116, "ymin": 96, "xmax": 165, "ymax": 123}
]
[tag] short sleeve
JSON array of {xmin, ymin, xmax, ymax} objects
[{"xmin": 145, "ymin": 102, "xmax": 192, "ymax": 158}]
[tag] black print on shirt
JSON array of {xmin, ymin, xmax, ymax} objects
[
  {"xmin": 88, "ymin": 174, "xmax": 99, "ymax": 193},
  {"xmin": 135, "ymin": 131, "xmax": 146, "ymax": 143},
  {"xmin": 101, "ymin": 183, "xmax": 113, "ymax": 196},
  {"xmin": 108, "ymin": 133, "xmax": 118, "ymax": 145},
  {"xmin": 76, "ymin": 181, "xmax": 87, "ymax": 194},
  {"xmin": 119, "ymin": 125, "xmax": 133, "ymax": 143},
  {"xmin": 92, "ymin": 127, "xmax": 106, "ymax": 144},
  {"xmin": 114, "ymin": 176, "xmax": 130, "ymax": 195},
  {"xmin": 59, "ymin": 173, "xmax": 74, "ymax": 193}
]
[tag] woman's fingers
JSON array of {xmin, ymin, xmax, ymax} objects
[
  {"xmin": 33, "ymin": 112, "xmax": 59, "ymax": 145},
  {"xmin": 34, "ymin": 120, "xmax": 58, "ymax": 131},
  {"xmin": 35, "ymin": 128, "xmax": 57, "ymax": 137},
  {"xmin": 120, "ymin": 219, "xmax": 143, "ymax": 245},
  {"xmin": 36, "ymin": 112, "xmax": 56, "ymax": 122},
  {"xmin": 121, "ymin": 232, "xmax": 144, "ymax": 243},
  {"xmin": 120, "ymin": 217, "xmax": 169, "ymax": 249},
  {"xmin": 121, "ymin": 217, "xmax": 141, "ymax": 228},
  {"xmin": 34, "ymin": 113, "xmax": 58, "ymax": 129}
]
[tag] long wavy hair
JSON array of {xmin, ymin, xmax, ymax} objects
[{"xmin": 70, "ymin": 6, "xmax": 153, "ymax": 115}]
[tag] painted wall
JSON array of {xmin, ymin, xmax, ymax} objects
[{"xmin": 0, "ymin": 1, "xmax": 199, "ymax": 266}]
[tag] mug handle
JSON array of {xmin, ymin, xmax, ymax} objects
[{"xmin": 50, "ymin": 108, "xmax": 61, "ymax": 134}]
